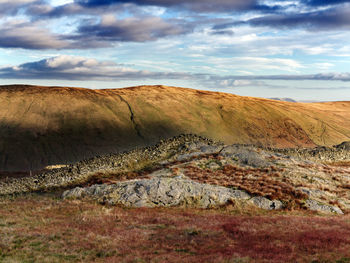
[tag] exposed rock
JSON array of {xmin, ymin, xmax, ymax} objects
[
  {"xmin": 278, "ymin": 144, "xmax": 350, "ymax": 162},
  {"xmin": 335, "ymin": 141, "xmax": 350, "ymax": 150},
  {"xmin": 175, "ymin": 152, "xmax": 203, "ymax": 162},
  {"xmin": 1, "ymin": 134, "xmax": 348, "ymax": 215},
  {"xmin": 220, "ymin": 146, "xmax": 271, "ymax": 167},
  {"xmin": 63, "ymin": 176, "xmax": 253, "ymax": 209},
  {"xmin": 174, "ymin": 145, "xmax": 224, "ymax": 162},
  {"xmin": 305, "ymin": 199, "xmax": 343, "ymax": 215},
  {"xmin": 199, "ymin": 145, "xmax": 224, "ymax": 154},
  {"xmin": 250, "ymin": 196, "xmax": 284, "ymax": 210}
]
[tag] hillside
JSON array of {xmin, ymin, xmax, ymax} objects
[
  {"xmin": 2, "ymin": 134, "xmax": 349, "ymax": 214},
  {"xmin": 0, "ymin": 84, "xmax": 350, "ymax": 171}
]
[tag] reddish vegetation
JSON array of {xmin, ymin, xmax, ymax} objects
[
  {"xmin": 221, "ymin": 216, "xmax": 350, "ymax": 262},
  {"xmin": 184, "ymin": 163, "xmax": 308, "ymax": 208},
  {"xmin": 327, "ymin": 161, "xmax": 350, "ymax": 167},
  {"xmin": 1, "ymin": 196, "xmax": 350, "ymax": 262}
]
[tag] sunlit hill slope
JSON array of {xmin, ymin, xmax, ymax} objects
[{"xmin": 1, "ymin": 85, "xmax": 349, "ymax": 171}]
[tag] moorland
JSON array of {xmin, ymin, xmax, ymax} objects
[{"xmin": 1, "ymin": 85, "xmax": 350, "ymax": 262}]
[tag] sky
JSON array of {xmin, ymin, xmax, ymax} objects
[{"xmin": 1, "ymin": 0, "xmax": 350, "ymax": 101}]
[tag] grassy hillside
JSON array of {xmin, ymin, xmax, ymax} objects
[{"xmin": 0, "ymin": 84, "xmax": 349, "ymax": 171}]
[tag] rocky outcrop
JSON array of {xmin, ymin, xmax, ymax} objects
[
  {"xmin": 277, "ymin": 143, "xmax": 350, "ymax": 162},
  {"xmin": 305, "ymin": 199, "xmax": 343, "ymax": 215},
  {"xmin": 62, "ymin": 177, "xmax": 343, "ymax": 214},
  {"xmin": 62, "ymin": 175, "xmax": 284, "ymax": 210},
  {"xmin": 1, "ymin": 134, "xmax": 347, "ymax": 215},
  {"xmin": 220, "ymin": 145, "xmax": 272, "ymax": 167},
  {"xmin": 250, "ymin": 196, "xmax": 283, "ymax": 210}
]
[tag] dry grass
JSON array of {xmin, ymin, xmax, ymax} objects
[
  {"xmin": 1, "ymin": 84, "xmax": 350, "ymax": 171},
  {"xmin": 326, "ymin": 161, "xmax": 350, "ymax": 167},
  {"xmin": 184, "ymin": 162, "xmax": 308, "ymax": 209},
  {"xmin": 279, "ymin": 160, "xmax": 350, "ymax": 211},
  {"xmin": 82, "ymin": 171, "xmax": 151, "ymax": 186},
  {"xmin": 1, "ymin": 194, "xmax": 350, "ymax": 263},
  {"xmin": 81, "ymin": 153, "xmax": 214, "ymax": 187}
]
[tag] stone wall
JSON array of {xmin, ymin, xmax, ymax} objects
[
  {"xmin": 274, "ymin": 143, "xmax": 350, "ymax": 162},
  {"xmin": 0, "ymin": 134, "xmax": 214, "ymax": 195}
]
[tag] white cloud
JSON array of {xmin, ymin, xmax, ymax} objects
[
  {"xmin": 0, "ymin": 55, "xmax": 190, "ymax": 80},
  {"xmin": 0, "ymin": 0, "xmax": 36, "ymax": 3},
  {"xmin": 0, "ymin": 20, "xmax": 68, "ymax": 49},
  {"xmin": 313, "ymin": 62, "xmax": 334, "ymax": 71},
  {"xmin": 50, "ymin": 0, "xmax": 73, "ymax": 6}
]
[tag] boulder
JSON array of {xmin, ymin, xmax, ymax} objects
[
  {"xmin": 250, "ymin": 196, "xmax": 284, "ymax": 210},
  {"xmin": 63, "ymin": 176, "xmax": 286, "ymax": 211},
  {"xmin": 305, "ymin": 199, "xmax": 343, "ymax": 215},
  {"xmin": 63, "ymin": 176, "xmax": 254, "ymax": 208},
  {"xmin": 220, "ymin": 146, "xmax": 271, "ymax": 168}
]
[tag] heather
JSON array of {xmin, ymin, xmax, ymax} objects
[{"xmin": 1, "ymin": 194, "xmax": 350, "ymax": 263}]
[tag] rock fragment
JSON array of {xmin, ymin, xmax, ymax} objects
[
  {"xmin": 305, "ymin": 199, "xmax": 343, "ymax": 215},
  {"xmin": 250, "ymin": 196, "xmax": 284, "ymax": 210}
]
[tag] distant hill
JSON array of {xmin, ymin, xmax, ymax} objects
[
  {"xmin": 0, "ymin": 84, "xmax": 349, "ymax": 171},
  {"xmin": 269, "ymin": 98, "xmax": 297, "ymax": 103}
]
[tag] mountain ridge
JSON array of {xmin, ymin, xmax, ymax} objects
[{"xmin": 0, "ymin": 84, "xmax": 349, "ymax": 171}]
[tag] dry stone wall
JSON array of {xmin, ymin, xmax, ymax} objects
[{"xmin": 0, "ymin": 134, "xmax": 214, "ymax": 195}]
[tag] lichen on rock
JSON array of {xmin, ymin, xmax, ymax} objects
[
  {"xmin": 63, "ymin": 176, "xmax": 253, "ymax": 209},
  {"xmin": 305, "ymin": 199, "xmax": 344, "ymax": 215}
]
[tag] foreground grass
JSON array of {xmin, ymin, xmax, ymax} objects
[{"xmin": 1, "ymin": 195, "xmax": 350, "ymax": 263}]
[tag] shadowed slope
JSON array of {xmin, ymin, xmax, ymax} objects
[{"xmin": 0, "ymin": 85, "xmax": 349, "ymax": 171}]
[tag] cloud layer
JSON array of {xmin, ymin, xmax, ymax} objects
[
  {"xmin": 0, "ymin": 55, "xmax": 190, "ymax": 80},
  {"xmin": 77, "ymin": 16, "xmax": 192, "ymax": 42},
  {"xmin": 0, "ymin": 21, "xmax": 68, "ymax": 49},
  {"xmin": 0, "ymin": 0, "xmax": 40, "ymax": 17},
  {"xmin": 1, "ymin": 0, "xmax": 350, "ymax": 50},
  {"xmin": 2, "ymin": 56, "xmax": 350, "ymax": 84},
  {"xmin": 231, "ymin": 7, "xmax": 350, "ymax": 30},
  {"xmin": 75, "ymin": 0, "xmax": 273, "ymax": 13}
]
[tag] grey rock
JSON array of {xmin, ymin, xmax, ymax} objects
[
  {"xmin": 63, "ymin": 176, "xmax": 254, "ymax": 209},
  {"xmin": 175, "ymin": 152, "xmax": 202, "ymax": 162},
  {"xmin": 305, "ymin": 199, "xmax": 343, "ymax": 215},
  {"xmin": 62, "ymin": 187, "xmax": 85, "ymax": 199},
  {"xmin": 219, "ymin": 145, "xmax": 240, "ymax": 157},
  {"xmin": 199, "ymin": 145, "xmax": 223, "ymax": 154},
  {"xmin": 231, "ymin": 189, "xmax": 252, "ymax": 200},
  {"xmin": 220, "ymin": 146, "xmax": 271, "ymax": 168},
  {"xmin": 250, "ymin": 196, "xmax": 284, "ymax": 210}
]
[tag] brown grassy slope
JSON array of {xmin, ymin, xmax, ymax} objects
[
  {"xmin": 115, "ymin": 85, "xmax": 350, "ymax": 146},
  {"xmin": 0, "ymin": 84, "xmax": 349, "ymax": 171}
]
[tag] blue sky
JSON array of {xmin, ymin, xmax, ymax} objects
[{"xmin": 1, "ymin": 0, "xmax": 350, "ymax": 101}]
